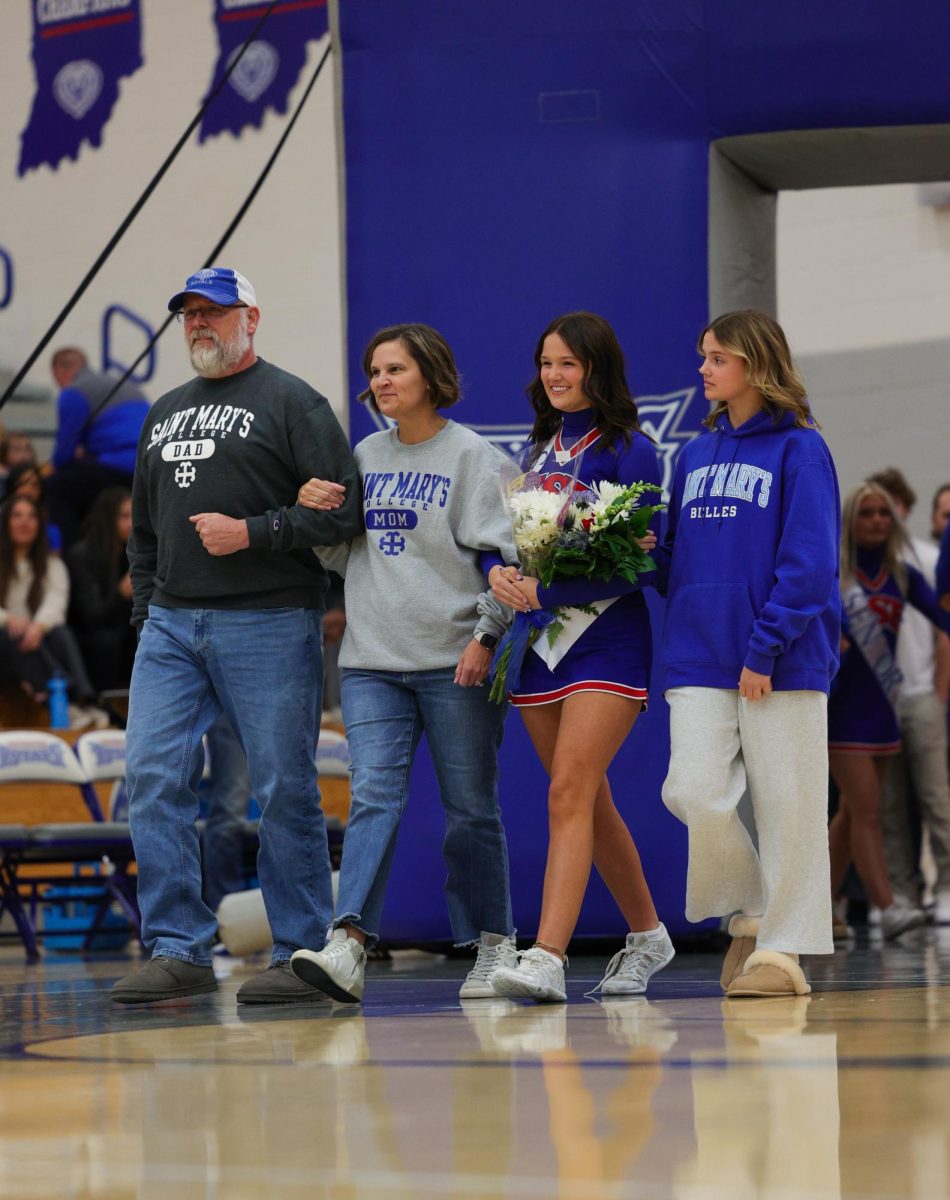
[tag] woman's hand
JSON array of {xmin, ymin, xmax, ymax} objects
[
  {"xmin": 738, "ymin": 667, "xmax": 772, "ymax": 701},
  {"xmin": 455, "ymin": 639, "xmax": 492, "ymax": 687},
  {"xmin": 6, "ymin": 615, "xmax": 29, "ymax": 639},
  {"xmin": 118, "ymin": 573, "xmax": 133, "ymax": 601},
  {"xmin": 490, "ymin": 565, "xmax": 539, "ymax": 612},
  {"xmin": 636, "ymin": 531, "xmax": 657, "ymax": 553},
  {"xmin": 298, "ymin": 478, "xmax": 346, "ymax": 510},
  {"xmin": 19, "ymin": 622, "xmax": 45, "ymax": 653}
]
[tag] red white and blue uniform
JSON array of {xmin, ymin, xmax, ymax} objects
[
  {"xmin": 509, "ymin": 409, "xmax": 661, "ymax": 707},
  {"xmin": 829, "ymin": 547, "xmax": 950, "ymax": 755}
]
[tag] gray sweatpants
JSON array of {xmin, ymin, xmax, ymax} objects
[{"xmin": 662, "ymin": 686, "xmax": 833, "ymax": 955}]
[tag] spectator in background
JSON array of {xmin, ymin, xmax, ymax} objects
[
  {"xmin": 66, "ymin": 487, "xmax": 136, "ymax": 694},
  {"xmin": 201, "ymin": 714, "xmax": 252, "ymax": 914},
  {"xmin": 932, "ymin": 483, "xmax": 950, "ymax": 545},
  {"xmin": 4, "ymin": 462, "xmax": 63, "ymax": 551},
  {"xmin": 0, "ymin": 431, "xmax": 38, "ymax": 480},
  {"xmin": 0, "ymin": 495, "xmax": 106, "ymax": 728},
  {"xmin": 322, "ymin": 569, "xmax": 345, "ymax": 713},
  {"xmin": 868, "ymin": 469, "xmax": 950, "ymax": 927},
  {"xmin": 829, "ymin": 482, "xmax": 950, "ymax": 939},
  {"xmin": 46, "ymin": 348, "xmax": 150, "ymax": 549}
]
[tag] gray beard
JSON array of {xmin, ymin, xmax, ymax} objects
[{"xmin": 189, "ymin": 322, "xmax": 250, "ymax": 378}]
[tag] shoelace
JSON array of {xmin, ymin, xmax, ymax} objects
[
  {"xmin": 517, "ymin": 946, "xmax": 568, "ymax": 975},
  {"xmin": 323, "ymin": 938, "xmax": 354, "ymax": 961},
  {"xmin": 467, "ymin": 942, "xmax": 512, "ymax": 982},
  {"xmin": 587, "ymin": 940, "xmax": 666, "ymax": 997}
]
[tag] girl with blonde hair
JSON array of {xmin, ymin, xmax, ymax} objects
[
  {"xmin": 658, "ymin": 309, "xmax": 840, "ymax": 997},
  {"xmin": 828, "ymin": 481, "xmax": 950, "ymax": 938}
]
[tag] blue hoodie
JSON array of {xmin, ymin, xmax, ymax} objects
[{"xmin": 657, "ymin": 408, "xmax": 841, "ymax": 693}]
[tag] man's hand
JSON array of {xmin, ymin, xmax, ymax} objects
[
  {"xmin": 189, "ymin": 513, "xmax": 250, "ymax": 557},
  {"xmin": 738, "ymin": 667, "xmax": 772, "ymax": 701}
]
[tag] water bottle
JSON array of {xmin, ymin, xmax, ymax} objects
[{"xmin": 47, "ymin": 676, "xmax": 69, "ymax": 729}]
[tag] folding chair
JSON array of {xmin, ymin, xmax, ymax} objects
[{"xmin": 0, "ymin": 731, "xmax": 139, "ymax": 960}]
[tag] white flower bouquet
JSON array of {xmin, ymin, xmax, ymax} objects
[{"xmin": 489, "ymin": 472, "xmax": 663, "ymax": 702}]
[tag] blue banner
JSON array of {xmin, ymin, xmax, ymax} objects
[
  {"xmin": 18, "ymin": 0, "xmax": 143, "ymax": 176},
  {"xmin": 199, "ymin": 0, "xmax": 328, "ymax": 143}
]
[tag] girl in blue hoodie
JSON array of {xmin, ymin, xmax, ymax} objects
[{"xmin": 659, "ymin": 310, "xmax": 840, "ymax": 998}]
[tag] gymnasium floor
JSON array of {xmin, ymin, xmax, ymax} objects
[{"xmin": 1, "ymin": 930, "xmax": 948, "ymax": 1200}]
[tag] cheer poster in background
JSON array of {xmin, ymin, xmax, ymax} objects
[
  {"xmin": 199, "ymin": 0, "xmax": 328, "ymax": 142},
  {"xmin": 18, "ymin": 0, "xmax": 143, "ymax": 175}
]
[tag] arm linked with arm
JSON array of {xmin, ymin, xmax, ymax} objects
[{"xmin": 246, "ymin": 401, "xmax": 364, "ymax": 551}]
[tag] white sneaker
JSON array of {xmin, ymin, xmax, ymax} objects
[
  {"xmin": 489, "ymin": 945, "xmax": 566, "ymax": 1003},
  {"xmin": 290, "ymin": 928, "xmax": 366, "ymax": 1003},
  {"xmin": 67, "ymin": 703, "xmax": 110, "ymax": 730},
  {"xmin": 593, "ymin": 925, "xmax": 675, "ymax": 996},
  {"xmin": 934, "ymin": 891, "xmax": 950, "ymax": 926},
  {"xmin": 880, "ymin": 900, "xmax": 927, "ymax": 940},
  {"xmin": 459, "ymin": 932, "xmax": 518, "ymax": 998},
  {"xmin": 599, "ymin": 997, "xmax": 679, "ymax": 1052}
]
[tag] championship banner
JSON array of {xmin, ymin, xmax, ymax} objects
[
  {"xmin": 199, "ymin": 0, "xmax": 328, "ymax": 142},
  {"xmin": 18, "ymin": 0, "xmax": 143, "ymax": 176}
]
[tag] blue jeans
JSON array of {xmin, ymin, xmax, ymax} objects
[
  {"xmin": 126, "ymin": 606, "xmax": 327, "ymax": 965},
  {"xmin": 201, "ymin": 713, "xmax": 252, "ymax": 913},
  {"xmin": 335, "ymin": 667, "xmax": 512, "ymax": 948}
]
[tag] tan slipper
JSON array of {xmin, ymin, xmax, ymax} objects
[
  {"xmin": 726, "ymin": 949, "xmax": 811, "ymax": 997},
  {"xmin": 720, "ymin": 914, "xmax": 760, "ymax": 991}
]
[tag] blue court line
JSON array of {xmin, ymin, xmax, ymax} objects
[{"xmin": 10, "ymin": 1044, "xmax": 950, "ymax": 1071}]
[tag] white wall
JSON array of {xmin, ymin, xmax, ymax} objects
[
  {"xmin": 778, "ymin": 184, "xmax": 950, "ymax": 540},
  {"xmin": 0, "ymin": 1, "xmax": 343, "ymax": 451}
]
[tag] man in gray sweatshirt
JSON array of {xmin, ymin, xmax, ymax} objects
[{"xmin": 112, "ymin": 267, "xmax": 363, "ymax": 1006}]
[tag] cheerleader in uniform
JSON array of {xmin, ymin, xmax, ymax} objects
[
  {"xmin": 488, "ymin": 311, "xmax": 674, "ymax": 1002},
  {"xmin": 829, "ymin": 481, "xmax": 950, "ymax": 938}
]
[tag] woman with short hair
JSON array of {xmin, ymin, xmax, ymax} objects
[{"xmin": 289, "ymin": 323, "xmax": 518, "ymax": 1003}]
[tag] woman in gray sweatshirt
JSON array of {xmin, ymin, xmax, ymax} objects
[{"xmin": 289, "ymin": 323, "xmax": 517, "ymax": 1003}]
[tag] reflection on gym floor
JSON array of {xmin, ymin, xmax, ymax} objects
[{"xmin": 1, "ymin": 932, "xmax": 949, "ymax": 1199}]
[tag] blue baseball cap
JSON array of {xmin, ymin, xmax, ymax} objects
[{"xmin": 167, "ymin": 267, "xmax": 257, "ymax": 312}]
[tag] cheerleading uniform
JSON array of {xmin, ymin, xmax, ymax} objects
[
  {"xmin": 508, "ymin": 408, "xmax": 661, "ymax": 707},
  {"xmin": 828, "ymin": 547, "xmax": 950, "ymax": 755}
]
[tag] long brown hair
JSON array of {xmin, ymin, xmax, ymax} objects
[
  {"xmin": 700, "ymin": 310, "xmax": 815, "ymax": 430},
  {"xmin": 0, "ymin": 496, "xmax": 50, "ymax": 613},
  {"xmin": 526, "ymin": 311, "xmax": 650, "ymax": 453}
]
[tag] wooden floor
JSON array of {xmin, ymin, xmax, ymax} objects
[{"xmin": 1, "ymin": 928, "xmax": 949, "ymax": 1199}]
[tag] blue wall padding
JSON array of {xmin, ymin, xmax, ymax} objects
[{"xmin": 337, "ymin": 1, "xmax": 950, "ymax": 942}]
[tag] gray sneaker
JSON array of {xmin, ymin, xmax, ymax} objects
[
  {"xmin": 880, "ymin": 900, "xmax": 927, "ymax": 940},
  {"xmin": 237, "ymin": 960, "xmax": 333, "ymax": 1005},
  {"xmin": 111, "ymin": 956, "xmax": 217, "ymax": 1004},
  {"xmin": 594, "ymin": 925, "xmax": 675, "ymax": 996},
  {"xmin": 459, "ymin": 932, "xmax": 518, "ymax": 998},
  {"xmin": 291, "ymin": 928, "xmax": 367, "ymax": 1003}
]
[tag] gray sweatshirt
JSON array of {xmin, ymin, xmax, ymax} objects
[{"xmin": 320, "ymin": 420, "xmax": 516, "ymax": 672}]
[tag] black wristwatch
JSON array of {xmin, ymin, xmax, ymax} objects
[{"xmin": 474, "ymin": 630, "xmax": 499, "ymax": 650}]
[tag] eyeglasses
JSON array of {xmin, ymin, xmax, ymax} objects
[{"xmin": 175, "ymin": 303, "xmax": 247, "ymax": 324}]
